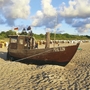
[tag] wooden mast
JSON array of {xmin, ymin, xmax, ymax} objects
[{"xmin": 45, "ymin": 32, "xmax": 50, "ymax": 48}]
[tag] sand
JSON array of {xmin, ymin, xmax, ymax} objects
[{"xmin": 0, "ymin": 43, "xmax": 90, "ymax": 90}]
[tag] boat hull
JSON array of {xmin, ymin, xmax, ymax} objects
[{"xmin": 7, "ymin": 43, "xmax": 79, "ymax": 65}]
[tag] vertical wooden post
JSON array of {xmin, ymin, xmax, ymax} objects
[{"xmin": 45, "ymin": 32, "xmax": 50, "ymax": 48}]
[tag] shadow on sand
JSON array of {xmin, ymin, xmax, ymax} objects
[
  {"xmin": 17, "ymin": 59, "xmax": 68, "ymax": 66},
  {"xmin": 0, "ymin": 51, "xmax": 7, "ymax": 60}
]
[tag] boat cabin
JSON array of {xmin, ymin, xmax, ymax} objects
[{"xmin": 8, "ymin": 35, "xmax": 37, "ymax": 50}]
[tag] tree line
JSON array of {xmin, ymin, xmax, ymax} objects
[{"xmin": 0, "ymin": 30, "xmax": 90, "ymax": 40}]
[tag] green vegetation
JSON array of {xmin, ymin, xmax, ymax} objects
[
  {"xmin": 50, "ymin": 33, "xmax": 90, "ymax": 40},
  {"xmin": 0, "ymin": 30, "xmax": 90, "ymax": 40},
  {"xmin": 0, "ymin": 30, "xmax": 16, "ymax": 39}
]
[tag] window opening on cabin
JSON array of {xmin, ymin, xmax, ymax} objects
[
  {"xmin": 10, "ymin": 37, "xmax": 17, "ymax": 49},
  {"xmin": 11, "ymin": 38, "xmax": 17, "ymax": 43}
]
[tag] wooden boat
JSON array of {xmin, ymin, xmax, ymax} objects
[{"xmin": 7, "ymin": 33, "xmax": 80, "ymax": 65}]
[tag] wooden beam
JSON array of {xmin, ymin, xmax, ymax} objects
[{"xmin": 45, "ymin": 32, "xmax": 50, "ymax": 48}]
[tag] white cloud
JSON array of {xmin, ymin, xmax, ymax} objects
[
  {"xmin": 0, "ymin": 0, "xmax": 30, "ymax": 26},
  {"xmin": 1, "ymin": 0, "xmax": 90, "ymax": 34},
  {"xmin": 31, "ymin": 10, "xmax": 44, "ymax": 27},
  {"xmin": 41, "ymin": 0, "xmax": 57, "ymax": 17},
  {"xmin": 31, "ymin": 0, "xmax": 90, "ymax": 33},
  {"xmin": 85, "ymin": 24, "xmax": 90, "ymax": 28},
  {"xmin": 60, "ymin": 0, "xmax": 90, "ymax": 18},
  {"xmin": 31, "ymin": 0, "xmax": 62, "ymax": 29},
  {"xmin": 59, "ymin": 0, "xmax": 90, "ymax": 33},
  {"xmin": 77, "ymin": 27, "xmax": 89, "ymax": 33},
  {"xmin": 72, "ymin": 18, "xmax": 90, "ymax": 33}
]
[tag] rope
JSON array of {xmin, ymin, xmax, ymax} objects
[{"xmin": 15, "ymin": 49, "xmax": 52, "ymax": 62}]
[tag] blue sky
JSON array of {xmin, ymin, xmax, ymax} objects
[{"xmin": 0, "ymin": 0, "xmax": 90, "ymax": 35}]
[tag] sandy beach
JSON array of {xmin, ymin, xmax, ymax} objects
[{"xmin": 0, "ymin": 43, "xmax": 90, "ymax": 90}]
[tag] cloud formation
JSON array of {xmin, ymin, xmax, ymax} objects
[
  {"xmin": 32, "ymin": 0, "xmax": 90, "ymax": 33},
  {"xmin": 0, "ymin": 0, "xmax": 90, "ymax": 34},
  {"xmin": 31, "ymin": 0, "xmax": 63, "ymax": 30},
  {"xmin": 0, "ymin": 0, "xmax": 30, "ymax": 26},
  {"xmin": 60, "ymin": 0, "xmax": 90, "ymax": 33},
  {"xmin": 60, "ymin": 0, "xmax": 90, "ymax": 18}
]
